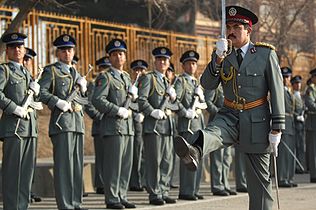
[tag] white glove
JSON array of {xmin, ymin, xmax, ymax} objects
[
  {"xmin": 150, "ymin": 109, "xmax": 166, "ymax": 120},
  {"xmin": 134, "ymin": 113, "xmax": 145, "ymax": 123},
  {"xmin": 56, "ymin": 99, "xmax": 72, "ymax": 112},
  {"xmin": 29, "ymin": 81, "xmax": 40, "ymax": 96},
  {"xmin": 166, "ymin": 86, "xmax": 177, "ymax": 102},
  {"xmin": 128, "ymin": 85, "xmax": 138, "ymax": 101},
  {"xmin": 194, "ymin": 86, "xmax": 205, "ymax": 101},
  {"xmin": 117, "ymin": 107, "xmax": 129, "ymax": 119},
  {"xmin": 185, "ymin": 108, "xmax": 196, "ymax": 119},
  {"xmin": 76, "ymin": 76, "xmax": 87, "ymax": 93},
  {"xmin": 296, "ymin": 115, "xmax": 305, "ymax": 122},
  {"xmin": 269, "ymin": 131, "xmax": 282, "ymax": 157},
  {"xmin": 13, "ymin": 106, "xmax": 28, "ymax": 118},
  {"xmin": 215, "ymin": 38, "xmax": 228, "ymax": 59}
]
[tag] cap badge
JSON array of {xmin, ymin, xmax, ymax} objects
[
  {"xmin": 160, "ymin": 48, "xmax": 166, "ymax": 54},
  {"xmin": 229, "ymin": 7, "xmax": 237, "ymax": 16},
  {"xmin": 137, "ymin": 61, "xmax": 142, "ymax": 66},
  {"xmin": 63, "ymin": 35, "xmax": 70, "ymax": 42},
  {"xmin": 11, "ymin": 34, "xmax": 18, "ymax": 40},
  {"xmin": 114, "ymin": 40, "xmax": 121, "ymax": 47},
  {"xmin": 189, "ymin": 51, "xmax": 195, "ymax": 57}
]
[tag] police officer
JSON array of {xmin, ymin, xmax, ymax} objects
[
  {"xmin": 206, "ymin": 84, "xmax": 237, "ymax": 196},
  {"xmin": 305, "ymin": 69, "xmax": 316, "ymax": 183},
  {"xmin": 85, "ymin": 56, "xmax": 111, "ymax": 195},
  {"xmin": 92, "ymin": 39, "xmax": 137, "ymax": 209},
  {"xmin": 23, "ymin": 47, "xmax": 44, "ymax": 203},
  {"xmin": 277, "ymin": 67, "xmax": 297, "ymax": 187},
  {"xmin": 138, "ymin": 47, "xmax": 177, "ymax": 205},
  {"xmin": 0, "ymin": 32, "xmax": 40, "ymax": 210},
  {"xmin": 174, "ymin": 6, "xmax": 285, "ymax": 210},
  {"xmin": 129, "ymin": 59, "xmax": 148, "ymax": 192},
  {"xmin": 174, "ymin": 50, "xmax": 205, "ymax": 200},
  {"xmin": 291, "ymin": 75, "xmax": 306, "ymax": 173},
  {"xmin": 38, "ymin": 34, "xmax": 88, "ymax": 210}
]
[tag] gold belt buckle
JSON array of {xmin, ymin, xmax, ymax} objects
[{"xmin": 233, "ymin": 100, "xmax": 244, "ymax": 110}]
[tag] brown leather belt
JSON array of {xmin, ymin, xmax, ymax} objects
[{"xmin": 224, "ymin": 97, "xmax": 267, "ymax": 110}]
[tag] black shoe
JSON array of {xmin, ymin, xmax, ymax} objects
[
  {"xmin": 163, "ymin": 196, "xmax": 177, "ymax": 204},
  {"xmin": 75, "ymin": 208, "xmax": 89, "ymax": 210},
  {"xmin": 106, "ymin": 203, "xmax": 125, "ymax": 209},
  {"xmin": 96, "ymin": 187, "xmax": 104, "ymax": 194},
  {"xmin": 225, "ymin": 189, "xmax": 237, "ymax": 195},
  {"xmin": 170, "ymin": 184, "xmax": 179, "ymax": 189},
  {"xmin": 213, "ymin": 190, "xmax": 229, "ymax": 196},
  {"xmin": 129, "ymin": 186, "xmax": 144, "ymax": 191},
  {"xmin": 178, "ymin": 194, "xmax": 197, "ymax": 200},
  {"xmin": 236, "ymin": 188, "xmax": 248, "ymax": 193},
  {"xmin": 149, "ymin": 198, "xmax": 165, "ymax": 205},
  {"xmin": 194, "ymin": 194, "xmax": 204, "ymax": 199},
  {"xmin": 279, "ymin": 182, "xmax": 292, "ymax": 188},
  {"xmin": 289, "ymin": 182, "xmax": 298, "ymax": 187},
  {"xmin": 82, "ymin": 192, "xmax": 88, "ymax": 197},
  {"xmin": 30, "ymin": 192, "xmax": 42, "ymax": 202},
  {"xmin": 121, "ymin": 201, "xmax": 136, "ymax": 208},
  {"xmin": 174, "ymin": 136, "xmax": 201, "ymax": 171},
  {"xmin": 311, "ymin": 178, "xmax": 316, "ymax": 183}
]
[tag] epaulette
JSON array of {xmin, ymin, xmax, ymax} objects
[
  {"xmin": 255, "ymin": 42, "xmax": 276, "ymax": 51},
  {"xmin": 122, "ymin": 71, "xmax": 130, "ymax": 76},
  {"xmin": 145, "ymin": 71, "xmax": 154, "ymax": 75}
]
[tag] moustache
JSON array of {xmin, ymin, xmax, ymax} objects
[{"xmin": 228, "ymin": 34, "xmax": 236, "ymax": 39}]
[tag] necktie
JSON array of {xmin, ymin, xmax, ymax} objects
[
  {"xmin": 120, "ymin": 73, "xmax": 127, "ymax": 90},
  {"xmin": 236, "ymin": 49, "xmax": 243, "ymax": 67}
]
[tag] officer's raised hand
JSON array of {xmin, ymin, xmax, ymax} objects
[
  {"xmin": 29, "ymin": 81, "xmax": 40, "ymax": 96},
  {"xmin": 128, "ymin": 85, "xmax": 138, "ymax": 101},
  {"xmin": 76, "ymin": 76, "xmax": 87, "ymax": 94},
  {"xmin": 166, "ymin": 86, "xmax": 177, "ymax": 102},
  {"xmin": 215, "ymin": 38, "xmax": 228, "ymax": 60},
  {"xmin": 13, "ymin": 106, "xmax": 28, "ymax": 118},
  {"xmin": 269, "ymin": 131, "xmax": 282, "ymax": 157},
  {"xmin": 56, "ymin": 99, "xmax": 73, "ymax": 112}
]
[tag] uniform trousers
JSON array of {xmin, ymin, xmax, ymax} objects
[
  {"xmin": 235, "ymin": 147, "xmax": 248, "ymax": 190},
  {"xmin": 2, "ymin": 137, "xmax": 36, "ymax": 210},
  {"xmin": 192, "ymin": 113, "xmax": 273, "ymax": 210},
  {"xmin": 103, "ymin": 135, "xmax": 133, "ymax": 204},
  {"xmin": 93, "ymin": 134, "xmax": 104, "ymax": 189},
  {"xmin": 179, "ymin": 131, "xmax": 203, "ymax": 196},
  {"xmin": 306, "ymin": 131, "xmax": 316, "ymax": 180},
  {"xmin": 210, "ymin": 147, "xmax": 232, "ymax": 193},
  {"xmin": 143, "ymin": 133, "xmax": 173, "ymax": 201},
  {"xmin": 51, "ymin": 132, "xmax": 84, "ymax": 209},
  {"xmin": 277, "ymin": 134, "xmax": 295, "ymax": 184}
]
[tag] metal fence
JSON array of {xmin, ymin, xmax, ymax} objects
[{"xmin": 0, "ymin": 6, "xmax": 216, "ymax": 79}]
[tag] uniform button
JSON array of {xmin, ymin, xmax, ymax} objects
[
  {"xmin": 240, "ymin": 110, "xmax": 243, "ymax": 113},
  {"xmin": 254, "ymin": 73, "xmax": 257, "ymax": 76},
  {"xmin": 215, "ymin": 74, "xmax": 218, "ymax": 76},
  {"xmin": 216, "ymin": 70, "xmax": 219, "ymax": 73},
  {"xmin": 238, "ymin": 73, "xmax": 241, "ymax": 76},
  {"xmin": 238, "ymin": 85, "xmax": 241, "ymax": 88}
]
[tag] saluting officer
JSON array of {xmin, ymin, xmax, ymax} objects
[
  {"xmin": 38, "ymin": 34, "xmax": 88, "ymax": 210},
  {"xmin": 138, "ymin": 47, "xmax": 178, "ymax": 205},
  {"xmin": 129, "ymin": 59, "xmax": 148, "ymax": 192},
  {"xmin": 174, "ymin": 6, "xmax": 285, "ymax": 210},
  {"xmin": 291, "ymin": 75, "xmax": 306, "ymax": 173},
  {"xmin": 277, "ymin": 67, "xmax": 297, "ymax": 187},
  {"xmin": 85, "ymin": 56, "xmax": 111, "ymax": 195},
  {"xmin": 305, "ymin": 69, "xmax": 316, "ymax": 183},
  {"xmin": 0, "ymin": 33, "xmax": 40, "ymax": 210},
  {"xmin": 174, "ymin": 50, "xmax": 205, "ymax": 200},
  {"xmin": 92, "ymin": 39, "xmax": 137, "ymax": 209}
]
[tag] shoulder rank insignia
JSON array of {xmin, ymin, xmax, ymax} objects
[{"xmin": 255, "ymin": 42, "xmax": 276, "ymax": 51}]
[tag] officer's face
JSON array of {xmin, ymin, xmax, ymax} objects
[
  {"xmin": 283, "ymin": 75, "xmax": 291, "ymax": 87},
  {"xmin": 23, "ymin": 57, "xmax": 33, "ymax": 70},
  {"xmin": 227, "ymin": 22, "xmax": 251, "ymax": 48},
  {"xmin": 57, "ymin": 47, "xmax": 74, "ymax": 65},
  {"xmin": 109, "ymin": 50, "xmax": 126, "ymax": 70},
  {"xmin": 292, "ymin": 82, "xmax": 301, "ymax": 91},
  {"xmin": 133, "ymin": 67, "xmax": 146, "ymax": 77},
  {"xmin": 6, "ymin": 44, "xmax": 26, "ymax": 63},
  {"xmin": 154, "ymin": 57, "xmax": 170, "ymax": 73},
  {"xmin": 182, "ymin": 60, "xmax": 197, "ymax": 76}
]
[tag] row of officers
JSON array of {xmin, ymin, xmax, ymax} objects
[{"xmin": 0, "ymin": 30, "xmax": 315, "ymax": 210}]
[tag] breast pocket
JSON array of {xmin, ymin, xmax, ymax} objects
[
  {"xmin": 55, "ymin": 77, "xmax": 72, "ymax": 97},
  {"xmin": 7, "ymin": 75, "xmax": 26, "ymax": 101}
]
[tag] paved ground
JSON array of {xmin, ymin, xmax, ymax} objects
[{"xmin": 1, "ymin": 173, "xmax": 315, "ymax": 210}]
